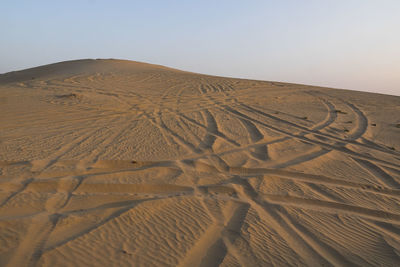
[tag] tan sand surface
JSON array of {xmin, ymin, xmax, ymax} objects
[{"xmin": 0, "ymin": 59, "xmax": 400, "ymax": 266}]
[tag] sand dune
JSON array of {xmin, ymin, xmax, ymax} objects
[{"xmin": 0, "ymin": 59, "xmax": 400, "ymax": 266}]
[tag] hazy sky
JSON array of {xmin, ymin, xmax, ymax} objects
[{"xmin": 1, "ymin": 0, "xmax": 399, "ymax": 95}]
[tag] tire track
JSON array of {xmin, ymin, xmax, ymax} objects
[
  {"xmin": 219, "ymin": 104, "xmax": 399, "ymax": 169},
  {"xmin": 0, "ymin": 117, "xmax": 113, "ymax": 209},
  {"xmin": 233, "ymin": 178, "xmax": 350, "ymax": 266},
  {"xmin": 178, "ymin": 200, "xmax": 251, "ymax": 267},
  {"xmin": 262, "ymin": 193, "xmax": 400, "ymax": 224},
  {"xmin": 237, "ymin": 116, "xmax": 268, "ymax": 161},
  {"xmin": 352, "ymin": 158, "xmax": 400, "ymax": 189}
]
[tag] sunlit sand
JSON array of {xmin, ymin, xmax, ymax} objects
[{"xmin": 1, "ymin": 59, "xmax": 400, "ymax": 266}]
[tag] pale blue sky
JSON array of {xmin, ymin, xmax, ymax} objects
[{"xmin": 1, "ymin": 0, "xmax": 399, "ymax": 95}]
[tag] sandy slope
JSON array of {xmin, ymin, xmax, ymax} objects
[{"xmin": 0, "ymin": 59, "xmax": 400, "ymax": 266}]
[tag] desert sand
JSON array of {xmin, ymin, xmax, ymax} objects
[{"xmin": 0, "ymin": 59, "xmax": 400, "ymax": 266}]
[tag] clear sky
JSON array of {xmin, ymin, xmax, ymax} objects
[{"xmin": 1, "ymin": 0, "xmax": 399, "ymax": 96}]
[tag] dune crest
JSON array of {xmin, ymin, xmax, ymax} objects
[{"xmin": 1, "ymin": 59, "xmax": 400, "ymax": 266}]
